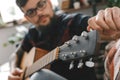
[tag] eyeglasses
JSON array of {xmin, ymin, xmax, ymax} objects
[{"xmin": 25, "ymin": 0, "xmax": 47, "ymax": 17}]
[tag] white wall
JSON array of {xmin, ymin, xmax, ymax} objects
[
  {"xmin": 0, "ymin": 27, "xmax": 17, "ymax": 65},
  {"xmin": 0, "ymin": 0, "xmax": 24, "ymax": 23}
]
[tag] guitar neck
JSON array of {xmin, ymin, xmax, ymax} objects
[{"xmin": 24, "ymin": 47, "xmax": 59, "ymax": 78}]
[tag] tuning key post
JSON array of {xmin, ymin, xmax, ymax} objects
[
  {"xmin": 70, "ymin": 52, "xmax": 77, "ymax": 58},
  {"xmin": 77, "ymin": 59, "xmax": 84, "ymax": 68},
  {"xmin": 81, "ymin": 31, "xmax": 88, "ymax": 39},
  {"xmin": 65, "ymin": 41, "xmax": 71, "ymax": 47},
  {"xmin": 69, "ymin": 61, "xmax": 74, "ymax": 70},
  {"xmin": 79, "ymin": 50, "xmax": 86, "ymax": 57},
  {"xmin": 72, "ymin": 35, "xmax": 79, "ymax": 43},
  {"xmin": 61, "ymin": 54, "xmax": 69, "ymax": 60}
]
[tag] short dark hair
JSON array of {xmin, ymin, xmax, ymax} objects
[{"xmin": 16, "ymin": 0, "xmax": 28, "ymax": 8}]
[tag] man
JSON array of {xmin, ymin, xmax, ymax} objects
[{"xmin": 8, "ymin": 0, "xmax": 120, "ymax": 80}]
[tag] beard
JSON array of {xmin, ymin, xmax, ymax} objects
[{"xmin": 36, "ymin": 14, "xmax": 57, "ymax": 34}]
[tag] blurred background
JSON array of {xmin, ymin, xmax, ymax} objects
[{"xmin": 0, "ymin": 0, "xmax": 119, "ymax": 80}]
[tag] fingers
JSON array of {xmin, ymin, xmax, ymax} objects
[
  {"xmin": 88, "ymin": 16, "xmax": 103, "ymax": 32},
  {"xmin": 11, "ymin": 68, "xmax": 23, "ymax": 76},
  {"xmin": 95, "ymin": 10, "xmax": 110, "ymax": 30},
  {"xmin": 88, "ymin": 7, "xmax": 120, "ymax": 32},
  {"xmin": 8, "ymin": 74, "xmax": 21, "ymax": 80},
  {"xmin": 111, "ymin": 7, "xmax": 120, "ymax": 30},
  {"xmin": 104, "ymin": 8, "xmax": 117, "ymax": 30},
  {"xmin": 8, "ymin": 68, "xmax": 23, "ymax": 80},
  {"xmin": 88, "ymin": 10, "xmax": 107, "ymax": 32}
]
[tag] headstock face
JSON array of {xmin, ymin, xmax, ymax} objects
[{"xmin": 58, "ymin": 30, "xmax": 100, "ymax": 61}]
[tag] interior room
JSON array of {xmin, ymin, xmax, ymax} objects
[{"xmin": 0, "ymin": 0, "xmax": 120, "ymax": 80}]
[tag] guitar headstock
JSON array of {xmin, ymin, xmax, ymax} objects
[{"xmin": 58, "ymin": 30, "xmax": 100, "ymax": 61}]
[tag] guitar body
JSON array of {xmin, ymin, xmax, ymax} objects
[
  {"xmin": 20, "ymin": 47, "xmax": 49, "ymax": 69},
  {"xmin": 20, "ymin": 47, "xmax": 49, "ymax": 80}
]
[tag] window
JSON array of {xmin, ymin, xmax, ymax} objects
[{"xmin": 0, "ymin": 0, "xmax": 24, "ymax": 23}]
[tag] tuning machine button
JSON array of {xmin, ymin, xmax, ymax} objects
[
  {"xmin": 77, "ymin": 59, "xmax": 83, "ymax": 68},
  {"xmin": 81, "ymin": 31, "xmax": 88, "ymax": 39},
  {"xmin": 70, "ymin": 52, "xmax": 77, "ymax": 58},
  {"xmin": 72, "ymin": 35, "xmax": 79, "ymax": 43},
  {"xmin": 79, "ymin": 50, "xmax": 86, "ymax": 57},
  {"xmin": 65, "ymin": 41, "xmax": 71, "ymax": 47},
  {"xmin": 69, "ymin": 61, "xmax": 74, "ymax": 70},
  {"xmin": 61, "ymin": 54, "xmax": 69, "ymax": 60},
  {"xmin": 85, "ymin": 58, "xmax": 94, "ymax": 68}
]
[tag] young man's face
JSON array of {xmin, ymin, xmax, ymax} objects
[{"xmin": 21, "ymin": 0, "xmax": 54, "ymax": 27}]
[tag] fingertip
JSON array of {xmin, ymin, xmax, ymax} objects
[
  {"xmin": 8, "ymin": 74, "xmax": 21, "ymax": 80},
  {"xmin": 12, "ymin": 68, "xmax": 23, "ymax": 75},
  {"xmin": 16, "ymin": 68, "xmax": 23, "ymax": 73},
  {"xmin": 87, "ymin": 26, "xmax": 91, "ymax": 31}
]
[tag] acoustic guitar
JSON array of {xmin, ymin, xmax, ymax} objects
[{"xmin": 19, "ymin": 30, "xmax": 100, "ymax": 80}]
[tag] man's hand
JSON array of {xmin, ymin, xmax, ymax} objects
[
  {"xmin": 87, "ymin": 7, "xmax": 120, "ymax": 40},
  {"xmin": 8, "ymin": 68, "xmax": 23, "ymax": 80}
]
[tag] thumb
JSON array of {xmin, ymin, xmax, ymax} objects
[{"xmin": 12, "ymin": 68, "xmax": 23, "ymax": 76}]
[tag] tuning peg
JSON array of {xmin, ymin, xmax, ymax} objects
[
  {"xmin": 85, "ymin": 58, "xmax": 94, "ymax": 68},
  {"xmin": 70, "ymin": 52, "xmax": 77, "ymax": 57},
  {"xmin": 79, "ymin": 50, "xmax": 86, "ymax": 57},
  {"xmin": 65, "ymin": 41, "xmax": 71, "ymax": 47},
  {"xmin": 81, "ymin": 31, "xmax": 88, "ymax": 39},
  {"xmin": 77, "ymin": 59, "xmax": 83, "ymax": 68},
  {"xmin": 72, "ymin": 35, "xmax": 79, "ymax": 43},
  {"xmin": 62, "ymin": 54, "xmax": 68, "ymax": 60},
  {"xmin": 69, "ymin": 61, "xmax": 74, "ymax": 70}
]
